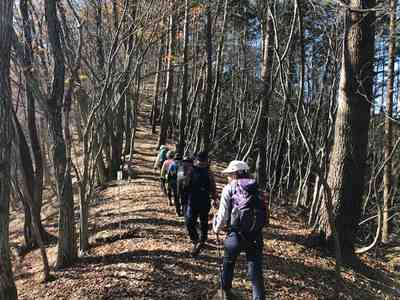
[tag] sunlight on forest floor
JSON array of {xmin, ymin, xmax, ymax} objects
[{"xmin": 9, "ymin": 109, "xmax": 400, "ymax": 300}]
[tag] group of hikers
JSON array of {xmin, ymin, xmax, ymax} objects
[{"xmin": 154, "ymin": 145, "xmax": 266, "ymax": 300}]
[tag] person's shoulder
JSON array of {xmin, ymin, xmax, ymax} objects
[{"xmin": 222, "ymin": 182, "xmax": 234, "ymax": 194}]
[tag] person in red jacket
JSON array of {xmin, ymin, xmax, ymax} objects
[{"xmin": 160, "ymin": 150, "xmax": 175, "ymax": 206}]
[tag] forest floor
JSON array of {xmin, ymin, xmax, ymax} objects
[{"xmin": 9, "ymin": 102, "xmax": 400, "ymax": 300}]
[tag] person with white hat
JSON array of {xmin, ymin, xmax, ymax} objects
[{"xmin": 213, "ymin": 160, "xmax": 266, "ymax": 300}]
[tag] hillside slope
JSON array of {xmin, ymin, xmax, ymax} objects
[{"xmin": 9, "ymin": 109, "xmax": 399, "ymax": 300}]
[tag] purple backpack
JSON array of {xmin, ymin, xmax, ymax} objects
[{"xmin": 230, "ymin": 179, "xmax": 267, "ymax": 234}]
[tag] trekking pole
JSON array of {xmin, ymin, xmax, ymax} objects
[{"xmin": 216, "ymin": 233, "xmax": 223, "ymax": 299}]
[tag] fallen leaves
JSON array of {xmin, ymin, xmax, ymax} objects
[{"xmin": 9, "ymin": 117, "xmax": 399, "ymax": 300}]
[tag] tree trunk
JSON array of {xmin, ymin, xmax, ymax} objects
[
  {"xmin": 200, "ymin": 2, "xmax": 213, "ymax": 152},
  {"xmin": 13, "ymin": 111, "xmax": 51, "ymax": 281},
  {"xmin": 211, "ymin": 0, "xmax": 228, "ymax": 143},
  {"xmin": 255, "ymin": 6, "xmax": 274, "ymax": 191},
  {"xmin": 151, "ymin": 37, "xmax": 164, "ymax": 134},
  {"xmin": 178, "ymin": 0, "xmax": 190, "ymax": 155},
  {"xmin": 0, "ymin": 0, "xmax": 18, "ymax": 297},
  {"xmin": 79, "ymin": 187, "xmax": 89, "ymax": 253},
  {"xmin": 109, "ymin": 101, "xmax": 124, "ymax": 179},
  {"xmin": 20, "ymin": 0, "xmax": 55, "ymax": 250},
  {"xmin": 318, "ymin": 1, "xmax": 376, "ymax": 262},
  {"xmin": 158, "ymin": 2, "xmax": 176, "ymax": 148},
  {"xmin": 382, "ymin": 0, "xmax": 396, "ymax": 243},
  {"xmin": 45, "ymin": 0, "xmax": 77, "ymax": 268},
  {"xmin": 94, "ymin": 0, "xmax": 108, "ymax": 184}
]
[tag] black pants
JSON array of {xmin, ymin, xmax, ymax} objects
[
  {"xmin": 160, "ymin": 177, "xmax": 166, "ymax": 195},
  {"xmin": 185, "ymin": 205, "xmax": 210, "ymax": 244},
  {"xmin": 221, "ymin": 232, "xmax": 265, "ymax": 300},
  {"xmin": 180, "ymin": 191, "xmax": 188, "ymax": 216},
  {"xmin": 168, "ymin": 181, "xmax": 180, "ymax": 214}
]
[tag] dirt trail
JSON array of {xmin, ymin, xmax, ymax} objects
[{"xmin": 10, "ymin": 107, "xmax": 399, "ymax": 299}]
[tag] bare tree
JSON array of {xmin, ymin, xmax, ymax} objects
[
  {"xmin": 177, "ymin": 0, "xmax": 190, "ymax": 155},
  {"xmin": 0, "ymin": 0, "xmax": 18, "ymax": 298},
  {"xmin": 255, "ymin": 2, "xmax": 274, "ymax": 190},
  {"xmin": 18, "ymin": 0, "xmax": 55, "ymax": 253},
  {"xmin": 45, "ymin": 0, "xmax": 77, "ymax": 267},
  {"xmin": 382, "ymin": 0, "xmax": 396, "ymax": 243},
  {"xmin": 158, "ymin": 1, "xmax": 176, "ymax": 148},
  {"xmin": 200, "ymin": 1, "xmax": 213, "ymax": 152},
  {"xmin": 317, "ymin": 1, "xmax": 376, "ymax": 262}
]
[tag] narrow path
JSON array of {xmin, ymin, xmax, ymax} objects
[{"xmin": 11, "ymin": 106, "xmax": 399, "ymax": 299}]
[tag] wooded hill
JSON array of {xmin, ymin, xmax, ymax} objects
[{"xmin": 0, "ymin": 0, "xmax": 399, "ymax": 299}]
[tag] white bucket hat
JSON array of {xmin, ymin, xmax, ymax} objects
[{"xmin": 221, "ymin": 160, "xmax": 249, "ymax": 174}]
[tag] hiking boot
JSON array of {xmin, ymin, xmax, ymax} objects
[
  {"xmin": 192, "ymin": 242, "xmax": 201, "ymax": 257},
  {"xmin": 193, "ymin": 241, "xmax": 206, "ymax": 257},
  {"xmin": 220, "ymin": 289, "xmax": 234, "ymax": 300},
  {"xmin": 200, "ymin": 236, "xmax": 207, "ymax": 246}
]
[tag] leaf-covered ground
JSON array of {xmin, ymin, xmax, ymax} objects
[{"xmin": 9, "ymin": 110, "xmax": 400, "ymax": 299}]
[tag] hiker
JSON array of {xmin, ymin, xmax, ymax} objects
[
  {"xmin": 177, "ymin": 155, "xmax": 194, "ymax": 217},
  {"xmin": 160, "ymin": 150, "xmax": 175, "ymax": 206},
  {"xmin": 166, "ymin": 152, "xmax": 182, "ymax": 216},
  {"xmin": 154, "ymin": 145, "xmax": 169, "ymax": 194},
  {"xmin": 213, "ymin": 160, "xmax": 266, "ymax": 300},
  {"xmin": 185, "ymin": 151, "xmax": 218, "ymax": 255}
]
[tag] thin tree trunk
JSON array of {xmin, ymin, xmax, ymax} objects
[
  {"xmin": 151, "ymin": 37, "xmax": 164, "ymax": 134},
  {"xmin": 12, "ymin": 112, "xmax": 51, "ymax": 281},
  {"xmin": 211, "ymin": 0, "xmax": 228, "ymax": 143},
  {"xmin": 45, "ymin": 0, "xmax": 77, "ymax": 267},
  {"xmin": 382, "ymin": 0, "xmax": 396, "ymax": 243},
  {"xmin": 94, "ymin": 0, "xmax": 107, "ymax": 184},
  {"xmin": 158, "ymin": 2, "xmax": 176, "ymax": 148},
  {"xmin": 255, "ymin": 6, "xmax": 274, "ymax": 190},
  {"xmin": 129, "ymin": 64, "xmax": 142, "ymax": 160},
  {"xmin": 178, "ymin": 0, "xmax": 190, "ymax": 155},
  {"xmin": 201, "ymin": 2, "xmax": 213, "ymax": 152}
]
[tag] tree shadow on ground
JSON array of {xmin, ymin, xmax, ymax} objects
[
  {"xmin": 267, "ymin": 229, "xmax": 400, "ymax": 298},
  {"xmin": 133, "ymin": 149, "xmax": 156, "ymax": 157},
  {"xmin": 76, "ymin": 248, "xmax": 220, "ymax": 299},
  {"xmin": 267, "ymin": 230, "xmax": 313, "ymax": 248},
  {"xmin": 75, "ymin": 238, "xmax": 386, "ymax": 299},
  {"xmin": 91, "ymin": 229, "xmax": 139, "ymax": 247},
  {"xmin": 350, "ymin": 259, "xmax": 400, "ymax": 297},
  {"xmin": 266, "ymin": 253, "xmax": 382, "ymax": 299},
  {"xmin": 92, "ymin": 217, "xmax": 182, "ymax": 234}
]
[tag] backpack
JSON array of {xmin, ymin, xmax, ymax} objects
[
  {"xmin": 188, "ymin": 166, "xmax": 210, "ymax": 205},
  {"xmin": 177, "ymin": 163, "xmax": 191, "ymax": 191},
  {"xmin": 167, "ymin": 161, "xmax": 178, "ymax": 183},
  {"xmin": 230, "ymin": 178, "xmax": 266, "ymax": 234},
  {"xmin": 159, "ymin": 148, "xmax": 168, "ymax": 168}
]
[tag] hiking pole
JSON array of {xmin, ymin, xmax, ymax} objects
[{"xmin": 216, "ymin": 233, "xmax": 224, "ymax": 299}]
